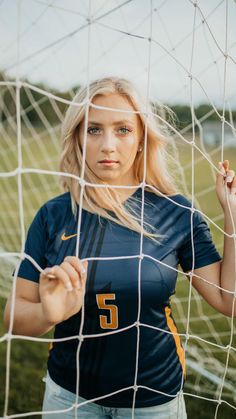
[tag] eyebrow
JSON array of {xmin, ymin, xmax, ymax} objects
[{"xmin": 87, "ymin": 120, "xmax": 135, "ymax": 126}]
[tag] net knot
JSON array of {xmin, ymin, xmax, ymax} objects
[
  {"xmin": 139, "ymin": 253, "xmax": 144, "ymax": 260},
  {"xmin": 140, "ymin": 181, "xmax": 146, "ymax": 189},
  {"xmin": 188, "ymin": 271, "xmax": 194, "ymax": 279},
  {"xmin": 79, "ymin": 179, "xmax": 86, "ymax": 188},
  {"xmin": 134, "ymin": 321, "xmax": 140, "ymax": 328},
  {"xmin": 5, "ymin": 333, "xmax": 12, "ymax": 341},
  {"xmin": 78, "ymin": 335, "xmax": 84, "ymax": 342},
  {"xmin": 16, "ymin": 80, "xmax": 22, "ymax": 89},
  {"xmin": 133, "ymin": 385, "xmax": 138, "ymax": 392},
  {"xmin": 20, "ymin": 252, "xmax": 25, "ymax": 261},
  {"xmin": 15, "ymin": 167, "xmax": 22, "ymax": 175},
  {"xmin": 185, "ymin": 333, "xmax": 190, "ymax": 341}
]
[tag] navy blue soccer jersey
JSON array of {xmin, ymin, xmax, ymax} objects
[{"xmin": 18, "ymin": 189, "xmax": 221, "ymax": 407}]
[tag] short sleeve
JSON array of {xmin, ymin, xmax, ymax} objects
[
  {"xmin": 178, "ymin": 210, "xmax": 222, "ymax": 272},
  {"xmin": 17, "ymin": 206, "xmax": 48, "ymax": 283}
]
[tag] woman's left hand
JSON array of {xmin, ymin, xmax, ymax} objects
[{"xmin": 216, "ymin": 160, "xmax": 236, "ymax": 214}]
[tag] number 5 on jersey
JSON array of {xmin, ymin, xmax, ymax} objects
[{"xmin": 96, "ymin": 294, "xmax": 118, "ymax": 329}]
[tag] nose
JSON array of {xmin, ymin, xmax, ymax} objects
[{"xmin": 100, "ymin": 130, "xmax": 116, "ymax": 153}]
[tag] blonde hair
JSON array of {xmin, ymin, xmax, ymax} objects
[{"xmin": 60, "ymin": 77, "xmax": 177, "ymax": 239}]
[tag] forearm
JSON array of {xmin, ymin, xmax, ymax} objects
[
  {"xmin": 4, "ymin": 298, "xmax": 55, "ymax": 337},
  {"xmin": 220, "ymin": 211, "xmax": 236, "ymax": 315}
]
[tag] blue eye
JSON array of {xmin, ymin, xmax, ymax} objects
[
  {"xmin": 118, "ymin": 127, "xmax": 131, "ymax": 135},
  {"xmin": 87, "ymin": 127, "xmax": 101, "ymax": 135}
]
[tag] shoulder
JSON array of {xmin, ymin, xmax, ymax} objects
[
  {"xmin": 32, "ymin": 192, "xmax": 73, "ymax": 230},
  {"xmin": 144, "ymin": 191, "xmax": 205, "ymax": 229},
  {"xmin": 144, "ymin": 191, "xmax": 192, "ymax": 212},
  {"xmin": 38, "ymin": 192, "xmax": 72, "ymax": 214},
  {"xmin": 43, "ymin": 191, "xmax": 72, "ymax": 209}
]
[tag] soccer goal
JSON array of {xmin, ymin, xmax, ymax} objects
[{"xmin": 0, "ymin": 1, "xmax": 236, "ymax": 418}]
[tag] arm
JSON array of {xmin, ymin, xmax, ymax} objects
[
  {"xmin": 3, "ymin": 278, "xmax": 55, "ymax": 337},
  {"xmin": 4, "ymin": 257, "xmax": 88, "ymax": 337},
  {"xmin": 190, "ymin": 160, "xmax": 236, "ymax": 317}
]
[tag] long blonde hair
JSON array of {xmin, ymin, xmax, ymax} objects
[{"xmin": 60, "ymin": 77, "xmax": 177, "ymax": 238}]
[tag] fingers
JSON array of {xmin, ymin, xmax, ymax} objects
[
  {"xmin": 222, "ymin": 159, "xmax": 229, "ymax": 172},
  {"xmin": 64, "ymin": 256, "xmax": 88, "ymax": 290},
  {"xmin": 230, "ymin": 176, "xmax": 236, "ymax": 195},
  {"xmin": 41, "ymin": 257, "xmax": 88, "ymax": 292},
  {"xmin": 217, "ymin": 160, "xmax": 236, "ymax": 195}
]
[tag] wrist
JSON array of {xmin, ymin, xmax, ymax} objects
[{"xmin": 38, "ymin": 303, "xmax": 56, "ymax": 330}]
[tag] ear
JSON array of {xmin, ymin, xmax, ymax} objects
[{"xmin": 138, "ymin": 141, "xmax": 143, "ymax": 152}]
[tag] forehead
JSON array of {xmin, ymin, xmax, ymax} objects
[{"xmin": 88, "ymin": 93, "xmax": 138, "ymax": 124}]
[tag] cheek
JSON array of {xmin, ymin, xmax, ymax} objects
[
  {"xmin": 122, "ymin": 137, "xmax": 139, "ymax": 153},
  {"xmin": 84, "ymin": 144, "xmax": 95, "ymax": 163}
]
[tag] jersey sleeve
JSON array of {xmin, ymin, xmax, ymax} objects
[
  {"xmin": 178, "ymin": 209, "xmax": 222, "ymax": 272},
  {"xmin": 17, "ymin": 206, "xmax": 48, "ymax": 283}
]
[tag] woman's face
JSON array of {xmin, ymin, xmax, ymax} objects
[{"xmin": 79, "ymin": 93, "xmax": 143, "ymax": 186}]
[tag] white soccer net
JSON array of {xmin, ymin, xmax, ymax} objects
[{"xmin": 0, "ymin": 0, "xmax": 236, "ymax": 418}]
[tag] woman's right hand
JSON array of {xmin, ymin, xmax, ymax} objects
[{"xmin": 39, "ymin": 256, "xmax": 88, "ymax": 325}]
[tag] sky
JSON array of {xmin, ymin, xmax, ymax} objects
[{"xmin": 0, "ymin": 0, "xmax": 236, "ymax": 106}]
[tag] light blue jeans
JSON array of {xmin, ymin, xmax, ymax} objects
[{"xmin": 42, "ymin": 372, "xmax": 187, "ymax": 418}]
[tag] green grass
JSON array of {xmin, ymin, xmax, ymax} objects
[
  {"xmin": 1, "ymin": 131, "xmax": 236, "ymax": 417},
  {"xmin": 0, "ymin": 299, "xmax": 51, "ymax": 417}
]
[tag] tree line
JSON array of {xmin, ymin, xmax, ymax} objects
[{"xmin": 1, "ymin": 71, "xmax": 235, "ymax": 129}]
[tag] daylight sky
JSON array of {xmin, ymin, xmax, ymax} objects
[{"xmin": 0, "ymin": 0, "xmax": 236, "ymax": 106}]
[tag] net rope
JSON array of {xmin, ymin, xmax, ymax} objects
[{"xmin": 0, "ymin": 0, "xmax": 236, "ymax": 418}]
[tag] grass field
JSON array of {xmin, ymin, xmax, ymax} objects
[{"xmin": 0, "ymin": 126, "xmax": 236, "ymax": 418}]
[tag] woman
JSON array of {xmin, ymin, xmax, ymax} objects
[{"xmin": 4, "ymin": 77, "xmax": 236, "ymax": 418}]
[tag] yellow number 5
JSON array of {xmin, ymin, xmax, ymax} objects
[{"xmin": 96, "ymin": 294, "xmax": 118, "ymax": 330}]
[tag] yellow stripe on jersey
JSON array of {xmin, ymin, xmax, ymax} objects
[{"xmin": 165, "ymin": 306, "xmax": 186, "ymax": 377}]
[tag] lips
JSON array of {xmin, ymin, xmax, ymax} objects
[
  {"xmin": 99, "ymin": 159, "xmax": 118, "ymax": 163},
  {"xmin": 98, "ymin": 159, "xmax": 119, "ymax": 168}
]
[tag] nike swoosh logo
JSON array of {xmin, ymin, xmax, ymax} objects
[{"xmin": 61, "ymin": 232, "xmax": 78, "ymax": 241}]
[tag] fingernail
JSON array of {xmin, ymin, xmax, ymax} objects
[
  {"xmin": 46, "ymin": 268, "xmax": 56, "ymax": 279},
  {"xmin": 231, "ymin": 188, "xmax": 236, "ymax": 194},
  {"xmin": 47, "ymin": 273, "xmax": 56, "ymax": 279},
  {"xmin": 66, "ymin": 282, "xmax": 73, "ymax": 291},
  {"xmin": 81, "ymin": 266, "xmax": 86, "ymax": 274},
  {"xmin": 75, "ymin": 281, "xmax": 81, "ymax": 289},
  {"xmin": 226, "ymin": 176, "xmax": 233, "ymax": 182}
]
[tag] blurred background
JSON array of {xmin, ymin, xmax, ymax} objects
[{"xmin": 0, "ymin": 0, "xmax": 236, "ymax": 417}]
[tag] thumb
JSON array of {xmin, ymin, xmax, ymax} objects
[
  {"xmin": 222, "ymin": 159, "xmax": 229, "ymax": 172},
  {"xmin": 40, "ymin": 267, "xmax": 56, "ymax": 280},
  {"xmin": 81, "ymin": 260, "xmax": 88, "ymax": 290},
  {"xmin": 216, "ymin": 162, "xmax": 225, "ymax": 188},
  {"xmin": 82, "ymin": 260, "xmax": 88, "ymax": 271}
]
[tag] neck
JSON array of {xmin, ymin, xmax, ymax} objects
[{"xmin": 116, "ymin": 186, "xmax": 139, "ymax": 203}]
